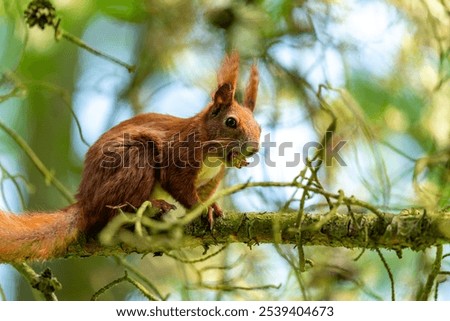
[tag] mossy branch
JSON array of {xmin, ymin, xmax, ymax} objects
[
  {"xmin": 12, "ymin": 263, "xmax": 61, "ymax": 301},
  {"xmin": 48, "ymin": 207, "xmax": 450, "ymax": 261}
]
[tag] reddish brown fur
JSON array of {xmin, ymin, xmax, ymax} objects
[
  {"xmin": 0, "ymin": 206, "xmax": 79, "ymax": 262},
  {"xmin": 217, "ymin": 51, "xmax": 240, "ymax": 97},
  {"xmin": 0, "ymin": 53, "xmax": 260, "ymax": 262},
  {"xmin": 244, "ymin": 65, "xmax": 259, "ymax": 111}
]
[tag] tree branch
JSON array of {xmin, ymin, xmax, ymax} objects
[{"xmin": 56, "ymin": 207, "xmax": 450, "ymax": 261}]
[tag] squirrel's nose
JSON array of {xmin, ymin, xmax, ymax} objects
[{"xmin": 242, "ymin": 141, "xmax": 259, "ymax": 157}]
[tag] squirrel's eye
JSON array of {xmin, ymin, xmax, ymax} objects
[{"xmin": 225, "ymin": 117, "xmax": 237, "ymax": 128}]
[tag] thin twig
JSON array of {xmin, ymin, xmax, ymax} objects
[
  {"xmin": 375, "ymin": 248, "xmax": 395, "ymax": 301},
  {"xmin": 0, "ymin": 120, "xmax": 74, "ymax": 203},
  {"xmin": 91, "ymin": 272, "xmax": 129, "ymax": 301},
  {"xmin": 272, "ymin": 218, "xmax": 309, "ymax": 300},
  {"xmin": 0, "ymin": 284, "xmax": 6, "ymax": 301},
  {"xmin": 164, "ymin": 245, "xmax": 229, "ymax": 264},
  {"xmin": 26, "ymin": 81, "xmax": 90, "ymax": 148},
  {"xmin": 198, "ymin": 283, "xmax": 281, "ymax": 292},
  {"xmin": 419, "ymin": 245, "xmax": 443, "ymax": 300},
  {"xmin": 91, "ymin": 269, "xmax": 162, "ymax": 301},
  {"xmin": 115, "ymin": 256, "xmax": 168, "ymax": 300},
  {"xmin": 0, "ymin": 164, "xmax": 28, "ymax": 210},
  {"xmin": 58, "ymin": 30, "xmax": 136, "ymax": 73},
  {"xmin": 125, "ymin": 275, "xmax": 160, "ymax": 301}
]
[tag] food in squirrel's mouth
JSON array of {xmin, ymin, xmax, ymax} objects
[{"xmin": 227, "ymin": 150, "xmax": 249, "ymax": 168}]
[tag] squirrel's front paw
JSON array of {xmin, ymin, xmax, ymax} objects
[
  {"xmin": 150, "ymin": 199, "xmax": 177, "ymax": 214},
  {"xmin": 207, "ymin": 202, "xmax": 223, "ymax": 230}
]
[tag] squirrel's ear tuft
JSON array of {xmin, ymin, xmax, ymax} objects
[
  {"xmin": 244, "ymin": 64, "xmax": 259, "ymax": 112},
  {"xmin": 214, "ymin": 52, "xmax": 239, "ymax": 106},
  {"xmin": 213, "ymin": 83, "xmax": 233, "ymax": 107}
]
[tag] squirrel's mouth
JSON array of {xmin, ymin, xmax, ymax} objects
[
  {"xmin": 226, "ymin": 150, "xmax": 249, "ymax": 168},
  {"xmin": 225, "ymin": 142, "xmax": 259, "ymax": 168}
]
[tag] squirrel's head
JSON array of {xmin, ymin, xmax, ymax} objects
[{"xmin": 202, "ymin": 52, "xmax": 261, "ymax": 168}]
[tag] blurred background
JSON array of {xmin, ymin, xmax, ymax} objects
[{"xmin": 0, "ymin": 0, "xmax": 449, "ymax": 300}]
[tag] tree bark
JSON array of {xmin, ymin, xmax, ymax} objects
[{"xmin": 58, "ymin": 207, "xmax": 450, "ymax": 261}]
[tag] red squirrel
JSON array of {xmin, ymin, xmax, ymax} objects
[{"xmin": 0, "ymin": 52, "xmax": 260, "ymax": 262}]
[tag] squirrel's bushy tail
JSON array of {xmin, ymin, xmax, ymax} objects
[{"xmin": 0, "ymin": 205, "xmax": 81, "ymax": 262}]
